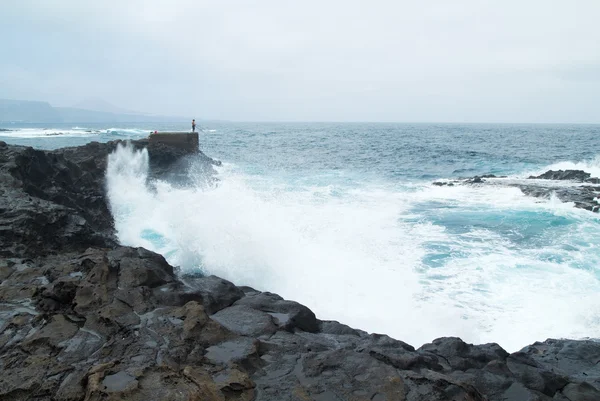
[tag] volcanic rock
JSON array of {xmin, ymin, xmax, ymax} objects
[{"xmin": 1, "ymin": 140, "xmax": 598, "ymax": 400}]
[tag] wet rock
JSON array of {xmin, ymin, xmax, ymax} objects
[
  {"xmin": 367, "ymin": 345, "xmax": 443, "ymax": 372},
  {"xmin": 102, "ymin": 371, "xmax": 139, "ymax": 393},
  {"xmin": 205, "ymin": 337, "xmax": 260, "ymax": 368},
  {"xmin": 22, "ymin": 314, "xmax": 79, "ymax": 349},
  {"xmin": 182, "ymin": 274, "xmax": 245, "ymax": 314},
  {"xmin": 109, "ymin": 247, "xmax": 174, "ymax": 288},
  {"xmin": 319, "ymin": 320, "xmax": 362, "ymax": 336},
  {"xmin": 561, "ymin": 382, "xmax": 600, "ymax": 401},
  {"xmin": 57, "ymin": 329, "xmax": 105, "ymax": 364},
  {"xmin": 213, "ymin": 369, "xmax": 256, "ymax": 399},
  {"xmin": 468, "ymin": 176, "xmax": 484, "ymax": 183},
  {"xmin": 211, "ymin": 305, "xmax": 277, "ymax": 337},
  {"xmin": 518, "ymin": 339, "xmax": 600, "ymax": 389},
  {"xmin": 529, "ymin": 169, "xmax": 591, "ymax": 181},
  {"xmin": 419, "ymin": 337, "xmax": 509, "ymax": 371},
  {"xmin": 234, "ymin": 291, "xmax": 319, "ymax": 333},
  {"xmin": 0, "ymin": 140, "xmax": 219, "ymax": 259},
  {"xmin": 432, "ymin": 181, "xmax": 455, "ymax": 186},
  {"xmin": 438, "ymin": 170, "xmax": 600, "ymax": 213},
  {"xmin": 0, "ymin": 145, "xmax": 117, "ymax": 257},
  {"xmin": 40, "ymin": 277, "xmax": 79, "ymax": 305},
  {"xmin": 506, "ymin": 352, "xmax": 569, "ymax": 396}
]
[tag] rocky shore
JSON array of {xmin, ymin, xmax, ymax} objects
[
  {"xmin": 433, "ymin": 169, "xmax": 600, "ymax": 213},
  {"xmin": 1, "ymin": 139, "xmax": 599, "ymax": 401}
]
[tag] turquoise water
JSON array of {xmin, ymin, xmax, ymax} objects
[{"xmin": 3, "ymin": 122, "xmax": 600, "ymax": 351}]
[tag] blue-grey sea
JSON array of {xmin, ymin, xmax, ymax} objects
[{"xmin": 2, "ymin": 122, "xmax": 599, "ymax": 351}]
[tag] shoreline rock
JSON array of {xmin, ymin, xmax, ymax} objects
[
  {"xmin": 433, "ymin": 169, "xmax": 600, "ymax": 213},
  {"xmin": 1, "ymin": 141, "xmax": 599, "ymax": 400}
]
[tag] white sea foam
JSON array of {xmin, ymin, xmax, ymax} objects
[
  {"xmin": 524, "ymin": 154, "xmax": 600, "ymax": 179},
  {"xmin": 0, "ymin": 127, "xmax": 148, "ymax": 139},
  {"xmin": 105, "ymin": 128, "xmax": 149, "ymax": 135},
  {"xmin": 0, "ymin": 128, "xmax": 101, "ymax": 138},
  {"xmin": 106, "ymin": 144, "xmax": 600, "ymax": 352}
]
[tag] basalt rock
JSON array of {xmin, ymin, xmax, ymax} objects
[
  {"xmin": 529, "ymin": 169, "xmax": 591, "ymax": 182},
  {"xmin": 0, "ymin": 140, "xmax": 220, "ymax": 258},
  {"xmin": 435, "ymin": 169, "xmax": 600, "ymax": 213},
  {"xmin": 3, "ymin": 245, "xmax": 598, "ymax": 401},
  {"xmin": 1, "ymin": 141, "xmax": 599, "ymax": 400}
]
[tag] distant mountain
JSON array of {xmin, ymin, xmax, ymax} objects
[
  {"xmin": 0, "ymin": 99, "xmax": 62, "ymax": 123},
  {"xmin": 72, "ymin": 97, "xmax": 145, "ymax": 115},
  {"xmin": 0, "ymin": 98, "xmax": 183, "ymax": 123}
]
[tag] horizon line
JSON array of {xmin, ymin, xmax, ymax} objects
[{"xmin": 2, "ymin": 120, "xmax": 599, "ymax": 126}]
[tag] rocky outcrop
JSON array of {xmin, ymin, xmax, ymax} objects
[
  {"xmin": 0, "ymin": 140, "xmax": 220, "ymax": 258},
  {"xmin": 528, "ymin": 170, "xmax": 591, "ymax": 182},
  {"xmin": 1, "ymin": 141, "xmax": 599, "ymax": 400},
  {"xmin": 433, "ymin": 170, "xmax": 600, "ymax": 212},
  {"xmin": 0, "ymin": 141, "xmax": 117, "ymax": 257},
  {"xmin": 2, "ymin": 246, "xmax": 599, "ymax": 401}
]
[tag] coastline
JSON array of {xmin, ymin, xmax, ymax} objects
[{"xmin": 0, "ymin": 139, "xmax": 598, "ymax": 401}]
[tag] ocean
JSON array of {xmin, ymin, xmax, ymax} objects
[{"xmin": 2, "ymin": 122, "xmax": 600, "ymax": 352}]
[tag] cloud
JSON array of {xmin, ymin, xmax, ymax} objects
[{"xmin": 1, "ymin": 0, "xmax": 599, "ymax": 122}]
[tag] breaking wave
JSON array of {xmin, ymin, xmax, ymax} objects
[{"xmin": 106, "ymin": 143, "xmax": 600, "ymax": 352}]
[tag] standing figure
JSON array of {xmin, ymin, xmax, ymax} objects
[{"xmin": 192, "ymin": 119, "xmax": 196, "ymax": 132}]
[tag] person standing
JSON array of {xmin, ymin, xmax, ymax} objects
[{"xmin": 192, "ymin": 119, "xmax": 196, "ymax": 132}]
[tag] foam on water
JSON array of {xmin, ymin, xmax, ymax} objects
[
  {"xmin": 0, "ymin": 127, "xmax": 149, "ymax": 139},
  {"xmin": 106, "ymin": 143, "xmax": 600, "ymax": 352},
  {"xmin": 524, "ymin": 154, "xmax": 600, "ymax": 179},
  {"xmin": 0, "ymin": 128, "xmax": 102, "ymax": 138}
]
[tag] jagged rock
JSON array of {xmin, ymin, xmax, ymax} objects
[
  {"xmin": 562, "ymin": 382, "xmax": 600, "ymax": 401},
  {"xmin": 0, "ymin": 140, "xmax": 220, "ymax": 258},
  {"xmin": 529, "ymin": 169, "xmax": 591, "ymax": 181},
  {"xmin": 433, "ymin": 170, "xmax": 600, "ymax": 213},
  {"xmin": 109, "ymin": 247, "xmax": 174, "ymax": 288},
  {"xmin": 181, "ymin": 274, "xmax": 245, "ymax": 314},
  {"xmin": 418, "ymin": 337, "xmax": 509, "ymax": 371},
  {"xmin": 319, "ymin": 320, "xmax": 362, "ymax": 336},
  {"xmin": 468, "ymin": 176, "xmax": 484, "ymax": 184},
  {"xmin": 506, "ymin": 352, "xmax": 569, "ymax": 396},
  {"xmin": 518, "ymin": 339, "xmax": 600, "ymax": 389},
  {"xmin": 234, "ymin": 291, "xmax": 320, "ymax": 333},
  {"xmin": 1, "ymin": 140, "xmax": 599, "ymax": 401}
]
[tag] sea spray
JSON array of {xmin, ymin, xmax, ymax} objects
[{"xmin": 106, "ymin": 141, "xmax": 600, "ymax": 352}]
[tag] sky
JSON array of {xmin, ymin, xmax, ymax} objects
[{"xmin": 1, "ymin": 0, "xmax": 599, "ymax": 123}]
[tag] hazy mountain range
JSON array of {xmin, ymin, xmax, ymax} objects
[{"xmin": 0, "ymin": 98, "xmax": 184, "ymax": 123}]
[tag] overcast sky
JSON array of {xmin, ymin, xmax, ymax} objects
[{"xmin": 1, "ymin": 0, "xmax": 599, "ymax": 122}]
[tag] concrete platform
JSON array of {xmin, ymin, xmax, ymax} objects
[{"xmin": 148, "ymin": 132, "xmax": 199, "ymax": 153}]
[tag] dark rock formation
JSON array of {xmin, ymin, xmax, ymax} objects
[
  {"xmin": 515, "ymin": 184, "xmax": 600, "ymax": 212},
  {"xmin": 1, "ymin": 140, "xmax": 599, "ymax": 400},
  {"xmin": 434, "ymin": 169, "xmax": 600, "ymax": 213},
  {"xmin": 3, "ymin": 246, "xmax": 599, "ymax": 401},
  {"xmin": 0, "ymin": 140, "xmax": 117, "ymax": 256},
  {"xmin": 529, "ymin": 170, "xmax": 591, "ymax": 182},
  {"xmin": 0, "ymin": 139, "xmax": 220, "ymax": 258}
]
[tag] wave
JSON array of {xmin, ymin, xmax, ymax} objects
[
  {"xmin": 105, "ymin": 128, "xmax": 150, "ymax": 135},
  {"xmin": 0, "ymin": 128, "xmax": 104, "ymax": 138},
  {"xmin": 521, "ymin": 154, "xmax": 600, "ymax": 179},
  {"xmin": 106, "ymin": 144, "xmax": 600, "ymax": 352},
  {"xmin": 0, "ymin": 127, "xmax": 150, "ymax": 139}
]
